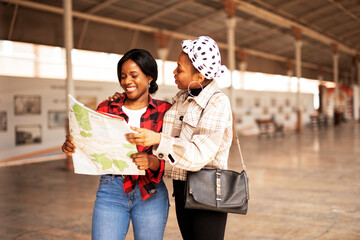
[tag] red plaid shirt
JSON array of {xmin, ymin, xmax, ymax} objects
[{"xmin": 96, "ymin": 94, "xmax": 171, "ymax": 200}]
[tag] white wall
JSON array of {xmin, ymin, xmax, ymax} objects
[
  {"xmin": 229, "ymin": 89, "xmax": 315, "ymax": 135},
  {"xmin": 0, "ymin": 76, "xmax": 314, "ymax": 161}
]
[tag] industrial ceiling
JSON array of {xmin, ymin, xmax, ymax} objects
[{"xmin": 1, "ymin": 0, "xmax": 359, "ymax": 83}]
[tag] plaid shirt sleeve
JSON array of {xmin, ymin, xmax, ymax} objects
[
  {"xmin": 146, "ymin": 156, "xmax": 165, "ymax": 183},
  {"xmin": 155, "ymin": 93, "xmax": 233, "ymax": 171},
  {"xmin": 96, "ymin": 100, "xmax": 111, "ymax": 113}
]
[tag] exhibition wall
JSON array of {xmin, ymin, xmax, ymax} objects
[{"xmin": 0, "ymin": 75, "xmax": 314, "ymax": 161}]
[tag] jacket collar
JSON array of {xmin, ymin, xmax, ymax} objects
[{"xmin": 173, "ymin": 80, "xmax": 219, "ymax": 109}]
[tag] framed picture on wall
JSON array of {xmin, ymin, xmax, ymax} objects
[
  {"xmin": 246, "ymin": 107, "xmax": 252, "ymax": 116},
  {"xmin": 271, "ymin": 98, "xmax": 276, "ymax": 107},
  {"xmin": 14, "ymin": 95, "xmax": 41, "ymax": 115},
  {"xmin": 76, "ymin": 96, "xmax": 97, "ymax": 110},
  {"xmin": 236, "ymin": 115, "xmax": 242, "ymax": 124},
  {"xmin": 48, "ymin": 110, "xmax": 67, "ymax": 129},
  {"xmin": 15, "ymin": 124, "xmax": 42, "ymax": 146},
  {"xmin": 0, "ymin": 111, "xmax": 7, "ymax": 131},
  {"xmin": 254, "ymin": 98, "xmax": 260, "ymax": 107},
  {"xmin": 236, "ymin": 97, "xmax": 243, "ymax": 108},
  {"xmin": 278, "ymin": 106, "xmax": 283, "ymax": 113},
  {"xmin": 285, "ymin": 99, "xmax": 291, "ymax": 107}
]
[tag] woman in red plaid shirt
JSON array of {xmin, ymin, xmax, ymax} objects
[{"xmin": 62, "ymin": 49, "xmax": 171, "ymax": 240}]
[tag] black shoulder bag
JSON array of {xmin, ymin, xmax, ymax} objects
[{"xmin": 184, "ymin": 93, "xmax": 249, "ymax": 214}]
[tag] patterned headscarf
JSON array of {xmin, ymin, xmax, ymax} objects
[{"xmin": 182, "ymin": 36, "xmax": 228, "ymax": 80}]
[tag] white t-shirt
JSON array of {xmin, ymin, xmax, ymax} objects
[{"xmin": 122, "ymin": 106, "xmax": 147, "ymax": 128}]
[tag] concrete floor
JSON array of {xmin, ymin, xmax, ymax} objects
[{"xmin": 1, "ymin": 122, "xmax": 359, "ymax": 240}]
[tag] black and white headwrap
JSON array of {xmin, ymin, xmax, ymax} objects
[{"xmin": 182, "ymin": 36, "xmax": 228, "ymax": 80}]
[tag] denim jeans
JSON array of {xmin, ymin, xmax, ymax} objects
[{"xmin": 92, "ymin": 175, "xmax": 169, "ymax": 240}]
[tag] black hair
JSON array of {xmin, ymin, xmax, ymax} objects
[{"xmin": 117, "ymin": 49, "xmax": 158, "ymax": 94}]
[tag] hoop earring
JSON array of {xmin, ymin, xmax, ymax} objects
[{"xmin": 187, "ymin": 81, "xmax": 203, "ymax": 98}]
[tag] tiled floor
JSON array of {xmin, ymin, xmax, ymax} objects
[{"xmin": 1, "ymin": 122, "xmax": 359, "ymax": 239}]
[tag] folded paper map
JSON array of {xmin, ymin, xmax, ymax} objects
[{"xmin": 68, "ymin": 95, "xmax": 145, "ymax": 175}]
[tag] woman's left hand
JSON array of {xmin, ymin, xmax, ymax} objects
[
  {"xmin": 131, "ymin": 152, "xmax": 159, "ymax": 171},
  {"xmin": 126, "ymin": 127, "xmax": 161, "ymax": 147}
]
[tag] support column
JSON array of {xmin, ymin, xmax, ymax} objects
[
  {"xmin": 223, "ymin": 0, "xmax": 237, "ymax": 108},
  {"xmin": 318, "ymin": 67, "xmax": 326, "ymax": 116},
  {"xmin": 237, "ymin": 49, "xmax": 247, "ymax": 89},
  {"xmin": 8, "ymin": 4, "xmax": 19, "ymax": 40},
  {"xmin": 332, "ymin": 44, "xmax": 341, "ymax": 125},
  {"xmin": 351, "ymin": 56, "xmax": 357, "ymax": 120},
  {"xmin": 223, "ymin": 0, "xmax": 237, "ymax": 141},
  {"xmin": 293, "ymin": 27, "xmax": 303, "ymax": 133},
  {"xmin": 64, "ymin": 0, "xmax": 74, "ymax": 171},
  {"xmin": 357, "ymin": 54, "xmax": 360, "ymax": 121},
  {"xmin": 286, "ymin": 60, "xmax": 293, "ymax": 91},
  {"xmin": 155, "ymin": 32, "xmax": 170, "ymax": 85}
]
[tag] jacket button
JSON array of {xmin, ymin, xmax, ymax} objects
[
  {"xmin": 158, "ymin": 153, "xmax": 164, "ymax": 158},
  {"xmin": 179, "ymin": 116, "xmax": 184, "ymax": 121}
]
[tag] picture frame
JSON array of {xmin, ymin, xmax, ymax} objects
[
  {"xmin": 285, "ymin": 98, "xmax": 291, "ymax": 107},
  {"xmin": 254, "ymin": 98, "xmax": 260, "ymax": 107},
  {"xmin": 48, "ymin": 110, "xmax": 67, "ymax": 129},
  {"xmin": 271, "ymin": 98, "xmax": 276, "ymax": 107},
  {"xmin": 15, "ymin": 124, "xmax": 42, "ymax": 146},
  {"xmin": 14, "ymin": 95, "xmax": 41, "ymax": 115},
  {"xmin": 0, "ymin": 111, "xmax": 7, "ymax": 131},
  {"xmin": 236, "ymin": 97, "xmax": 243, "ymax": 108}
]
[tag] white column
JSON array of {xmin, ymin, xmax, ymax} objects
[
  {"xmin": 226, "ymin": 17, "xmax": 236, "ymax": 107},
  {"xmin": 295, "ymin": 40, "xmax": 302, "ymax": 110},
  {"xmin": 64, "ymin": 0, "xmax": 74, "ymax": 107},
  {"xmin": 287, "ymin": 61, "xmax": 293, "ymax": 91},
  {"xmin": 333, "ymin": 53, "xmax": 339, "ymax": 110},
  {"xmin": 354, "ymin": 85, "xmax": 359, "ymax": 120},
  {"xmin": 295, "ymin": 39, "xmax": 302, "ymax": 132},
  {"xmin": 239, "ymin": 61, "xmax": 247, "ymax": 89},
  {"xmin": 357, "ymin": 60, "xmax": 360, "ymax": 120},
  {"xmin": 318, "ymin": 72, "xmax": 326, "ymax": 116},
  {"xmin": 358, "ymin": 60, "xmax": 360, "ymax": 86},
  {"xmin": 157, "ymin": 48, "xmax": 169, "ymax": 85},
  {"xmin": 63, "ymin": 0, "xmax": 74, "ymax": 171}
]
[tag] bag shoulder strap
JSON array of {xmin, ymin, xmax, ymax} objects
[
  {"xmin": 200, "ymin": 90, "xmax": 246, "ymax": 171},
  {"xmin": 235, "ymin": 130, "xmax": 246, "ymax": 170}
]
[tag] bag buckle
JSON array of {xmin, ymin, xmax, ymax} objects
[{"xmin": 216, "ymin": 175, "xmax": 221, "ymax": 197}]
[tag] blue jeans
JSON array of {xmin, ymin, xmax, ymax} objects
[{"xmin": 92, "ymin": 175, "xmax": 169, "ymax": 240}]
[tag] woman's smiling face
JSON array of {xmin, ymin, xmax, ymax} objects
[{"xmin": 120, "ymin": 59, "xmax": 152, "ymax": 100}]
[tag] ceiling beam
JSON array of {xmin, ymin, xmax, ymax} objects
[
  {"xmin": 275, "ymin": 0, "xmax": 304, "ymax": 10},
  {"xmin": 8, "ymin": 4, "xmax": 19, "ymax": 40},
  {"xmin": 175, "ymin": 9, "xmax": 224, "ymax": 32},
  {"xmin": 0, "ymin": 0, "xmax": 339, "ymax": 75},
  {"xmin": 238, "ymin": 28, "xmax": 277, "ymax": 45},
  {"xmin": 341, "ymin": 27, "xmax": 360, "ymax": 39},
  {"xmin": 138, "ymin": 0, "xmax": 191, "ymax": 24},
  {"xmin": 77, "ymin": 0, "xmax": 120, "ymax": 48},
  {"xmin": 233, "ymin": 0, "xmax": 357, "ymax": 55},
  {"xmin": 300, "ymin": 4, "xmax": 335, "ymax": 20},
  {"xmin": 327, "ymin": 0, "xmax": 360, "ymax": 23},
  {"xmin": 86, "ymin": 0, "xmax": 119, "ymax": 14},
  {"xmin": 246, "ymin": 33, "xmax": 284, "ymax": 49}
]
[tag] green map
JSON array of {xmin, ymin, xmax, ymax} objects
[
  {"xmin": 68, "ymin": 95, "xmax": 145, "ymax": 175},
  {"xmin": 72, "ymin": 103, "xmax": 93, "ymax": 138}
]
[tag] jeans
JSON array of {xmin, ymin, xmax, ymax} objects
[{"xmin": 92, "ymin": 175, "xmax": 169, "ymax": 240}]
